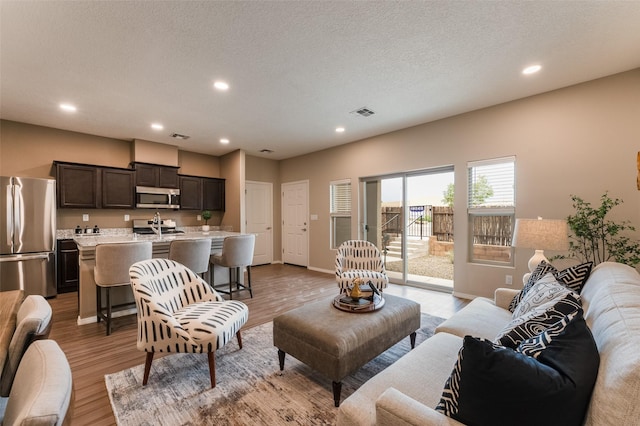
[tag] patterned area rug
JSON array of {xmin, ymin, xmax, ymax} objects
[{"xmin": 105, "ymin": 312, "xmax": 445, "ymax": 426}]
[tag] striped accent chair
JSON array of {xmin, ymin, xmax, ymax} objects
[
  {"xmin": 335, "ymin": 240, "xmax": 389, "ymax": 293},
  {"xmin": 129, "ymin": 259, "xmax": 249, "ymax": 388}
]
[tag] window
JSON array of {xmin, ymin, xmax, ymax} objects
[
  {"xmin": 330, "ymin": 179, "xmax": 351, "ymax": 249},
  {"xmin": 467, "ymin": 157, "xmax": 515, "ymax": 265}
]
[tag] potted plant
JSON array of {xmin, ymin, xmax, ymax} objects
[
  {"xmin": 558, "ymin": 192, "xmax": 640, "ymax": 266},
  {"xmin": 202, "ymin": 210, "xmax": 212, "ymax": 233}
]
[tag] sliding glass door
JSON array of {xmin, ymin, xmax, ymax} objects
[{"xmin": 361, "ymin": 167, "xmax": 454, "ymax": 291}]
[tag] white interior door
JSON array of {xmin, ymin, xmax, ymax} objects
[
  {"xmin": 246, "ymin": 181, "xmax": 273, "ymax": 265},
  {"xmin": 282, "ymin": 181, "xmax": 309, "ymax": 266}
]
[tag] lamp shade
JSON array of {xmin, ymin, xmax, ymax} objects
[{"xmin": 512, "ymin": 218, "xmax": 569, "ymax": 251}]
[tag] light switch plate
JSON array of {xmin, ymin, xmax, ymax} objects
[
  {"xmin": 197, "ymin": 215, "xmax": 202, "ymax": 221},
  {"xmin": 82, "ymin": 214, "xmax": 89, "ymax": 222},
  {"xmin": 310, "ymin": 214, "xmax": 318, "ymax": 220},
  {"xmin": 124, "ymin": 214, "xmax": 130, "ymax": 221}
]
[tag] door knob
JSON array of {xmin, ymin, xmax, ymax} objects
[
  {"xmin": 302, "ymin": 228, "xmax": 307, "ymax": 232},
  {"xmin": 266, "ymin": 227, "xmax": 272, "ymax": 230}
]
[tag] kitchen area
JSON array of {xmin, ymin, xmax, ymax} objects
[{"xmin": 0, "ymin": 135, "xmax": 248, "ymax": 325}]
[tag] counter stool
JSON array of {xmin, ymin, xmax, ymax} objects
[
  {"xmin": 94, "ymin": 241, "xmax": 152, "ymax": 335},
  {"xmin": 168, "ymin": 239, "xmax": 212, "ymax": 280},
  {"xmin": 210, "ymin": 234, "xmax": 255, "ymax": 299}
]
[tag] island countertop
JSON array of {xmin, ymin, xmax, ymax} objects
[{"xmin": 73, "ymin": 230, "xmax": 243, "ymax": 324}]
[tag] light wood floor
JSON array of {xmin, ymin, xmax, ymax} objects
[{"xmin": 47, "ymin": 263, "xmax": 469, "ymax": 425}]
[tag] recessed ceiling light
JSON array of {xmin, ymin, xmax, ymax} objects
[
  {"xmin": 151, "ymin": 123, "xmax": 164, "ymax": 130},
  {"xmin": 214, "ymin": 81, "xmax": 229, "ymax": 91},
  {"xmin": 59, "ymin": 103, "xmax": 77, "ymax": 112},
  {"xmin": 220, "ymin": 138, "xmax": 230, "ymax": 144},
  {"xmin": 335, "ymin": 127, "xmax": 345, "ymax": 133},
  {"xmin": 522, "ymin": 65, "xmax": 542, "ymax": 75}
]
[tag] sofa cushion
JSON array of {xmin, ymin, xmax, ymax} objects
[
  {"xmin": 337, "ymin": 332, "xmax": 463, "ymax": 426},
  {"xmin": 578, "ymin": 262, "xmax": 640, "ymax": 426},
  {"xmin": 495, "ymin": 291, "xmax": 582, "ymax": 348},
  {"xmin": 436, "ymin": 314, "xmax": 599, "ymax": 426},
  {"xmin": 435, "ymin": 297, "xmax": 513, "ymax": 340}
]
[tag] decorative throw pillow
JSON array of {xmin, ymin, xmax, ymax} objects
[
  {"xmin": 511, "ymin": 273, "xmax": 571, "ymax": 318},
  {"xmin": 495, "ymin": 291, "xmax": 582, "ymax": 348},
  {"xmin": 508, "ymin": 260, "xmax": 557, "ymax": 312},
  {"xmin": 553, "ymin": 261, "xmax": 593, "ymax": 293},
  {"xmin": 436, "ymin": 321, "xmax": 599, "ymax": 426},
  {"xmin": 516, "ymin": 310, "xmax": 580, "ymax": 358}
]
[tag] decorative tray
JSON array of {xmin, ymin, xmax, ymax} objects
[{"xmin": 332, "ymin": 292, "xmax": 385, "ymax": 313}]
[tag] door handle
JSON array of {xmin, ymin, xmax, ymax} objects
[
  {"xmin": 301, "ymin": 228, "xmax": 307, "ymax": 232},
  {"xmin": 0, "ymin": 253, "xmax": 51, "ymax": 262},
  {"xmin": 266, "ymin": 227, "xmax": 272, "ymax": 230}
]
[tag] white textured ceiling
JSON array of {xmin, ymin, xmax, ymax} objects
[{"xmin": 1, "ymin": 1, "xmax": 640, "ymax": 160}]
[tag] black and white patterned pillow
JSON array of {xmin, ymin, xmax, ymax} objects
[
  {"xmin": 511, "ymin": 273, "xmax": 572, "ymax": 318},
  {"xmin": 516, "ymin": 310, "xmax": 580, "ymax": 359},
  {"xmin": 554, "ymin": 262, "xmax": 593, "ymax": 293},
  {"xmin": 436, "ymin": 314, "xmax": 599, "ymax": 426},
  {"xmin": 508, "ymin": 261, "xmax": 557, "ymax": 312},
  {"xmin": 496, "ymin": 291, "xmax": 582, "ymax": 348}
]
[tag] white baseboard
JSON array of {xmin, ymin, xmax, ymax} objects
[
  {"xmin": 76, "ymin": 307, "xmax": 137, "ymax": 326},
  {"xmin": 306, "ymin": 266, "xmax": 333, "ymax": 275}
]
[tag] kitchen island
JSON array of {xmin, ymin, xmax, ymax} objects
[{"xmin": 73, "ymin": 230, "xmax": 240, "ymax": 325}]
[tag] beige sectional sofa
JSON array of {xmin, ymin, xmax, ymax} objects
[{"xmin": 337, "ymin": 261, "xmax": 640, "ymax": 426}]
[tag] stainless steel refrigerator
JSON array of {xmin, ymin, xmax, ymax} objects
[{"xmin": 0, "ymin": 176, "xmax": 57, "ymax": 297}]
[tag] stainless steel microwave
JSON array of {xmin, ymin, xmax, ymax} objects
[{"xmin": 135, "ymin": 186, "xmax": 180, "ymax": 209}]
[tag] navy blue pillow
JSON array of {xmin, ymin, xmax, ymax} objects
[{"xmin": 436, "ymin": 312, "xmax": 599, "ymax": 426}]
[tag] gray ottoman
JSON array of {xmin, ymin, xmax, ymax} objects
[{"xmin": 273, "ymin": 293, "xmax": 421, "ymax": 406}]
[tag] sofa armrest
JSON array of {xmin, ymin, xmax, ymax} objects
[
  {"xmin": 494, "ymin": 288, "xmax": 520, "ymax": 310},
  {"xmin": 376, "ymin": 388, "xmax": 466, "ymax": 426}
]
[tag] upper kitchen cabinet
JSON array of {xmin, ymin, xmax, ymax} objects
[
  {"xmin": 101, "ymin": 167, "xmax": 135, "ymax": 208},
  {"xmin": 133, "ymin": 162, "xmax": 179, "ymax": 188},
  {"xmin": 55, "ymin": 162, "xmax": 134, "ymax": 209},
  {"xmin": 179, "ymin": 175, "xmax": 202, "ymax": 210},
  {"xmin": 56, "ymin": 163, "xmax": 99, "ymax": 208},
  {"xmin": 203, "ymin": 177, "xmax": 225, "ymax": 211}
]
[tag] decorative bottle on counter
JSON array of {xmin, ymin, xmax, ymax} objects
[
  {"xmin": 75, "ymin": 225, "xmax": 82, "ymax": 234},
  {"xmin": 93, "ymin": 225, "xmax": 99, "ymax": 234}
]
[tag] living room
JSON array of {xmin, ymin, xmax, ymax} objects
[{"xmin": 1, "ymin": 2, "xmax": 640, "ymax": 425}]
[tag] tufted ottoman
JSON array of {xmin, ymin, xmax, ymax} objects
[{"xmin": 273, "ymin": 293, "xmax": 420, "ymax": 407}]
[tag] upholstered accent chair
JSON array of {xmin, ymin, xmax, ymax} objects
[
  {"xmin": 335, "ymin": 240, "xmax": 389, "ymax": 293},
  {"xmin": 210, "ymin": 234, "xmax": 256, "ymax": 299},
  {"xmin": 129, "ymin": 258, "xmax": 249, "ymax": 388},
  {"xmin": 0, "ymin": 295, "xmax": 52, "ymax": 397},
  {"xmin": 0, "ymin": 340, "xmax": 73, "ymax": 426}
]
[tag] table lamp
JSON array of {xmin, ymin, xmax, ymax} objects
[{"xmin": 512, "ymin": 218, "xmax": 569, "ymax": 283}]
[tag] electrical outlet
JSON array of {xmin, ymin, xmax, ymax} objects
[
  {"xmin": 505, "ymin": 275, "xmax": 513, "ymax": 285},
  {"xmin": 197, "ymin": 214, "xmax": 202, "ymax": 221},
  {"xmin": 82, "ymin": 214, "xmax": 89, "ymax": 222},
  {"xmin": 124, "ymin": 214, "xmax": 130, "ymax": 221}
]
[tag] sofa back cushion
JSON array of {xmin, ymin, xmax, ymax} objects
[{"xmin": 579, "ymin": 262, "xmax": 640, "ymax": 426}]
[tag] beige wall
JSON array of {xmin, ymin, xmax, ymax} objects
[
  {"xmin": 0, "ymin": 120, "xmax": 229, "ymax": 230},
  {"xmin": 280, "ymin": 69, "xmax": 640, "ymax": 298},
  {"xmin": 219, "ymin": 150, "xmax": 244, "ymax": 233}
]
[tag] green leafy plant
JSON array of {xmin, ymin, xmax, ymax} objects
[
  {"xmin": 202, "ymin": 210, "xmax": 212, "ymax": 225},
  {"xmin": 562, "ymin": 192, "xmax": 640, "ymax": 266},
  {"xmin": 442, "ymin": 176, "xmax": 494, "ymax": 208}
]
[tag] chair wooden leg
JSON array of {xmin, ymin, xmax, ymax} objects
[
  {"xmin": 236, "ymin": 330, "xmax": 243, "ymax": 349},
  {"xmin": 208, "ymin": 352, "xmax": 216, "ymax": 388},
  {"xmin": 143, "ymin": 352, "xmax": 154, "ymax": 385}
]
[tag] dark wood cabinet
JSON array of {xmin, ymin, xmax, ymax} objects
[
  {"xmin": 203, "ymin": 177, "xmax": 225, "ymax": 211},
  {"xmin": 102, "ymin": 168, "xmax": 135, "ymax": 208},
  {"xmin": 133, "ymin": 162, "xmax": 179, "ymax": 188},
  {"xmin": 56, "ymin": 163, "xmax": 99, "ymax": 208},
  {"xmin": 56, "ymin": 239, "xmax": 79, "ymax": 294},
  {"xmin": 179, "ymin": 175, "xmax": 203, "ymax": 210}
]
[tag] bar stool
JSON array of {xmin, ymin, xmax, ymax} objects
[
  {"xmin": 168, "ymin": 239, "xmax": 212, "ymax": 280},
  {"xmin": 210, "ymin": 234, "xmax": 255, "ymax": 299},
  {"xmin": 94, "ymin": 241, "xmax": 152, "ymax": 335}
]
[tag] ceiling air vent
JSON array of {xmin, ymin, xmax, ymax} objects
[
  {"xmin": 350, "ymin": 107, "xmax": 375, "ymax": 117},
  {"xmin": 260, "ymin": 149, "xmax": 274, "ymax": 154},
  {"xmin": 170, "ymin": 133, "xmax": 190, "ymax": 140}
]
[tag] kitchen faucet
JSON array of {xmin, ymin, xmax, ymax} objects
[{"xmin": 151, "ymin": 211, "xmax": 162, "ymax": 238}]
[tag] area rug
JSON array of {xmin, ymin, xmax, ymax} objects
[{"xmin": 105, "ymin": 312, "xmax": 446, "ymax": 426}]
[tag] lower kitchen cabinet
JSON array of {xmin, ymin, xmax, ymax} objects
[{"xmin": 57, "ymin": 239, "xmax": 79, "ymax": 294}]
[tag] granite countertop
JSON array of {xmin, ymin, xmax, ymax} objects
[{"xmin": 72, "ymin": 231, "xmax": 237, "ymax": 248}]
